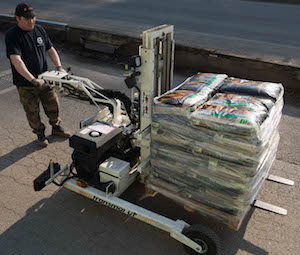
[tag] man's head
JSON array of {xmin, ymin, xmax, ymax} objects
[{"xmin": 15, "ymin": 3, "xmax": 36, "ymax": 31}]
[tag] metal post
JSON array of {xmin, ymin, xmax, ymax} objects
[{"xmin": 137, "ymin": 25, "xmax": 174, "ymax": 162}]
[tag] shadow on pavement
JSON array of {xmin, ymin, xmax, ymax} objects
[
  {"xmin": 283, "ymin": 94, "xmax": 300, "ymax": 118},
  {"xmin": 47, "ymin": 135, "xmax": 70, "ymax": 144},
  {"xmin": 0, "ymin": 135, "xmax": 71, "ymax": 173},
  {"xmin": 220, "ymin": 208, "xmax": 268, "ymax": 255},
  {"xmin": 0, "ymin": 140, "xmax": 44, "ymax": 173},
  {"xmin": 123, "ymin": 182, "xmax": 268, "ymax": 255},
  {"xmin": 0, "ymin": 188, "xmax": 185, "ymax": 255},
  {"xmin": 0, "ymin": 181, "xmax": 268, "ymax": 255}
]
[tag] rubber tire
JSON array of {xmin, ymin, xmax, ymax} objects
[{"xmin": 182, "ymin": 225, "xmax": 222, "ymax": 255}]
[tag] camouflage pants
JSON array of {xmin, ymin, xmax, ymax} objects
[{"xmin": 17, "ymin": 86, "xmax": 61, "ymax": 135}]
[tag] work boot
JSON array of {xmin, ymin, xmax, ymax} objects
[
  {"xmin": 52, "ymin": 125, "xmax": 71, "ymax": 138},
  {"xmin": 37, "ymin": 134, "xmax": 49, "ymax": 147}
]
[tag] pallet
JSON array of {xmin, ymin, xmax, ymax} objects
[{"xmin": 146, "ymin": 173, "xmax": 293, "ymax": 231}]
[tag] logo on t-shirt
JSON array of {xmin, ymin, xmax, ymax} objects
[{"xmin": 37, "ymin": 37, "xmax": 44, "ymax": 46}]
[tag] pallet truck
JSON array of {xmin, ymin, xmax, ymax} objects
[{"xmin": 33, "ymin": 25, "xmax": 294, "ymax": 255}]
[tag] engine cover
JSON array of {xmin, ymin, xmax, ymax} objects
[{"xmin": 69, "ymin": 122, "xmax": 122, "ymax": 183}]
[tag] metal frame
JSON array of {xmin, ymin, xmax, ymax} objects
[
  {"xmin": 137, "ymin": 24, "xmax": 174, "ymax": 163},
  {"xmin": 267, "ymin": 174, "xmax": 294, "ymax": 186},
  {"xmin": 254, "ymin": 200, "xmax": 287, "ymax": 215},
  {"xmin": 38, "ymin": 71, "xmax": 130, "ymax": 127},
  {"xmin": 252, "ymin": 174, "xmax": 294, "ymax": 215}
]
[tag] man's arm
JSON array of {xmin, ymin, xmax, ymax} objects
[
  {"xmin": 10, "ymin": 54, "xmax": 35, "ymax": 82},
  {"xmin": 47, "ymin": 47, "xmax": 63, "ymax": 70},
  {"xmin": 9, "ymin": 54, "xmax": 46, "ymax": 87}
]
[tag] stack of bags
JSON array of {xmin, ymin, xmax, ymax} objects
[{"xmin": 149, "ymin": 74, "xmax": 284, "ymax": 230}]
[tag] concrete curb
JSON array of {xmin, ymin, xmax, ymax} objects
[
  {"xmin": 1, "ymin": 15, "xmax": 299, "ymax": 93},
  {"xmin": 0, "ymin": 14, "xmax": 67, "ymax": 30}
]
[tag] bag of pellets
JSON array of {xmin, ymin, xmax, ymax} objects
[
  {"xmin": 220, "ymin": 78, "xmax": 284, "ymax": 102},
  {"xmin": 190, "ymin": 93, "xmax": 272, "ymax": 137},
  {"xmin": 153, "ymin": 73, "xmax": 227, "ymax": 115}
]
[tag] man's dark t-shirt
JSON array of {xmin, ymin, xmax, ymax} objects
[{"xmin": 5, "ymin": 24, "xmax": 53, "ymax": 87}]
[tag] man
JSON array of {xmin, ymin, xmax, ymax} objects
[{"xmin": 5, "ymin": 3, "xmax": 71, "ymax": 147}]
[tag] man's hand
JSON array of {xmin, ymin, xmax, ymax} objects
[
  {"xmin": 31, "ymin": 78, "xmax": 45, "ymax": 87},
  {"xmin": 31, "ymin": 78, "xmax": 49, "ymax": 89},
  {"xmin": 56, "ymin": 66, "xmax": 66, "ymax": 73}
]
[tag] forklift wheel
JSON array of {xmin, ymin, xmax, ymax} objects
[{"xmin": 182, "ymin": 225, "xmax": 222, "ymax": 255}]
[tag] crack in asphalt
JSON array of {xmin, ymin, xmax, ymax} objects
[
  {"xmin": 277, "ymin": 158, "xmax": 299, "ymax": 167},
  {"xmin": 0, "ymin": 200, "xmax": 23, "ymax": 218},
  {"xmin": 0, "ymin": 173, "xmax": 33, "ymax": 188}
]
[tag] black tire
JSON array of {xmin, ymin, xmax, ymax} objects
[{"xmin": 182, "ymin": 225, "xmax": 222, "ymax": 255}]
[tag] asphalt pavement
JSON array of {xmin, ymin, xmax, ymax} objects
[
  {"xmin": 0, "ymin": 26, "xmax": 300, "ymax": 255},
  {"xmin": 1, "ymin": 0, "xmax": 300, "ymax": 67}
]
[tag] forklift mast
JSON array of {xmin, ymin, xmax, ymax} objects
[{"xmin": 137, "ymin": 24, "xmax": 174, "ymax": 162}]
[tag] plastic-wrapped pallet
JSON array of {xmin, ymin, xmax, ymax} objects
[
  {"xmin": 149, "ymin": 132, "xmax": 279, "ymax": 226},
  {"xmin": 148, "ymin": 76, "xmax": 284, "ymax": 230}
]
